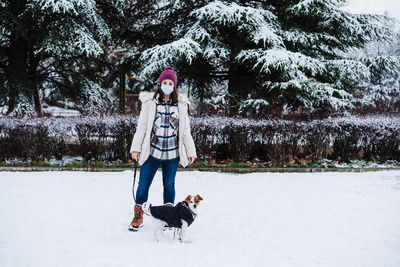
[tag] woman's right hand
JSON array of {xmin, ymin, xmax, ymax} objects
[{"xmin": 131, "ymin": 152, "xmax": 140, "ymax": 161}]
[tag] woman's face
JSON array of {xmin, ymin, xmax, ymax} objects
[{"xmin": 161, "ymin": 79, "xmax": 174, "ymax": 87}]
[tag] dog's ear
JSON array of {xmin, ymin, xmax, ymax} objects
[
  {"xmin": 194, "ymin": 195, "xmax": 203, "ymax": 202},
  {"xmin": 185, "ymin": 195, "xmax": 192, "ymax": 202}
]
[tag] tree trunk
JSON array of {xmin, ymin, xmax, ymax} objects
[
  {"xmin": 28, "ymin": 43, "xmax": 43, "ymax": 117},
  {"xmin": 6, "ymin": 0, "xmax": 29, "ymax": 114},
  {"xmin": 32, "ymin": 83, "xmax": 43, "ymax": 117}
]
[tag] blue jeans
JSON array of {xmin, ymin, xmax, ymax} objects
[{"xmin": 135, "ymin": 155, "xmax": 180, "ymax": 205}]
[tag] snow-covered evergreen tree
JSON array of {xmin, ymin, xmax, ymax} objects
[
  {"xmin": 0, "ymin": 0, "xmax": 122, "ymax": 117},
  {"xmin": 344, "ymin": 29, "xmax": 400, "ymax": 112},
  {"xmin": 136, "ymin": 0, "xmax": 397, "ymax": 116},
  {"xmin": 359, "ymin": 55, "xmax": 400, "ymax": 111},
  {"xmin": 79, "ymin": 78, "xmax": 113, "ymax": 114},
  {"xmin": 2, "ymin": 0, "xmax": 398, "ymax": 117}
]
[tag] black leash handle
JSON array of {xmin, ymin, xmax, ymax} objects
[{"xmin": 132, "ymin": 159, "xmax": 138, "ymax": 204}]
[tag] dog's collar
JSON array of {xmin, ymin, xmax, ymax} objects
[{"xmin": 181, "ymin": 201, "xmax": 197, "ymax": 217}]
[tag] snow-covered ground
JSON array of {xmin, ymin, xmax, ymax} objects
[{"xmin": 1, "ymin": 170, "xmax": 400, "ymax": 267}]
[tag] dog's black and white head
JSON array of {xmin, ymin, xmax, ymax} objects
[{"xmin": 184, "ymin": 194, "xmax": 204, "ymax": 213}]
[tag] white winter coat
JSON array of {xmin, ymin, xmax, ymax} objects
[{"xmin": 129, "ymin": 91, "xmax": 197, "ymax": 167}]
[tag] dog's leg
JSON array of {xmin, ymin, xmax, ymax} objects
[
  {"xmin": 157, "ymin": 220, "xmax": 165, "ymax": 239},
  {"xmin": 149, "ymin": 216, "xmax": 162, "ymax": 242},
  {"xmin": 179, "ymin": 220, "xmax": 191, "ymax": 243},
  {"xmin": 152, "ymin": 218, "xmax": 159, "ymax": 242}
]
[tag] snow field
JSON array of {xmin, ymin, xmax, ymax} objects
[{"xmin": 1, "ymin": 170, "xmax": 400, "ymax": 267}]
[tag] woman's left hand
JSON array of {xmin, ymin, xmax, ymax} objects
[{"xmin": 188, "ymin": 156, "xmax": 195, "ymax": 165}]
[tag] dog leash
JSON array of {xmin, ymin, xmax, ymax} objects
[{"xmin": 132, "ymin": 159, "xmax": 138, "ymax": 204}]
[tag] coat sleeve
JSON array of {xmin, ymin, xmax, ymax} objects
[
  {"xmin": 130, "ymin": 102, "xmax": 148, "ymax": 153},
  {"xmin": 183, "ymin": 105, "xmax": 197, "ymax": 158}
]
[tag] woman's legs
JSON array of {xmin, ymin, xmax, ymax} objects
[
  {"xmin": 135, "ymin": 155, "xmax": 160, "ymax": 205},
  {"xmin": 161, "ymin": 156, "xmax": 180, "ymax": 205}
]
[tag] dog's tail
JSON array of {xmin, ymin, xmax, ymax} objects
[{"xmin": 142, "ymin": 202, "xmax": 152, "ymax": 216}]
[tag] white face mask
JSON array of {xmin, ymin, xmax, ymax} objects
[{"xmin": 161, "ymin": 83, "xmax": 174, "ymax": 95}]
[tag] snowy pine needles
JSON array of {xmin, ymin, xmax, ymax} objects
[{"xmin": 135, "ymin": 0, "xmax": 399, "ymax": 113}]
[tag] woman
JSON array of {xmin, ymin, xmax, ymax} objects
[{"xmin": 128, "ymin": 66, "xmax": 197, "ymax": 231}]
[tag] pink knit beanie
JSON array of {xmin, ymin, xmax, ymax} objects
[{"xmin": 158, "ymin": 66, "xmax": 177, "ymax": 86}]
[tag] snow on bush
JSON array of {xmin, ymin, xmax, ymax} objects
[{"xmin": 0, "ymin": 114, "xmax": 399, "ymax": 163}]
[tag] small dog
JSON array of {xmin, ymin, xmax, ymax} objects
[{"xmin": 142, "ymin": 195, "xmax": 203, "ymax": 243}]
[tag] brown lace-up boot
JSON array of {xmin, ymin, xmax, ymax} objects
[{"xmin": 128, "ymin": 204, "xmax": 144, "ymax": 231}]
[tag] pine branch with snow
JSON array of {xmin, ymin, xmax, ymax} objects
[
  {"xmin": 138, "ymin": 37, "xmax": 202, "ymax": 82},
  {"xmin": 79, "ymin": 79, "xmax": 113, "ymax": 115},
  {"xmin": 30, "ymin": 0, "xmax": 111, "ymax": 58},
  {"xmin": 135, "ymin": 0, "xmax": 399, "ymax": 115},
  {"xmin": 359, "ymin": 56, "xmax": 400, "ymax": 108}
]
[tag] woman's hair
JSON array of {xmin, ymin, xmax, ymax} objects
[{"xmin": 152, "ymin": 84, "xmax": 178, "ymax": 105}]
